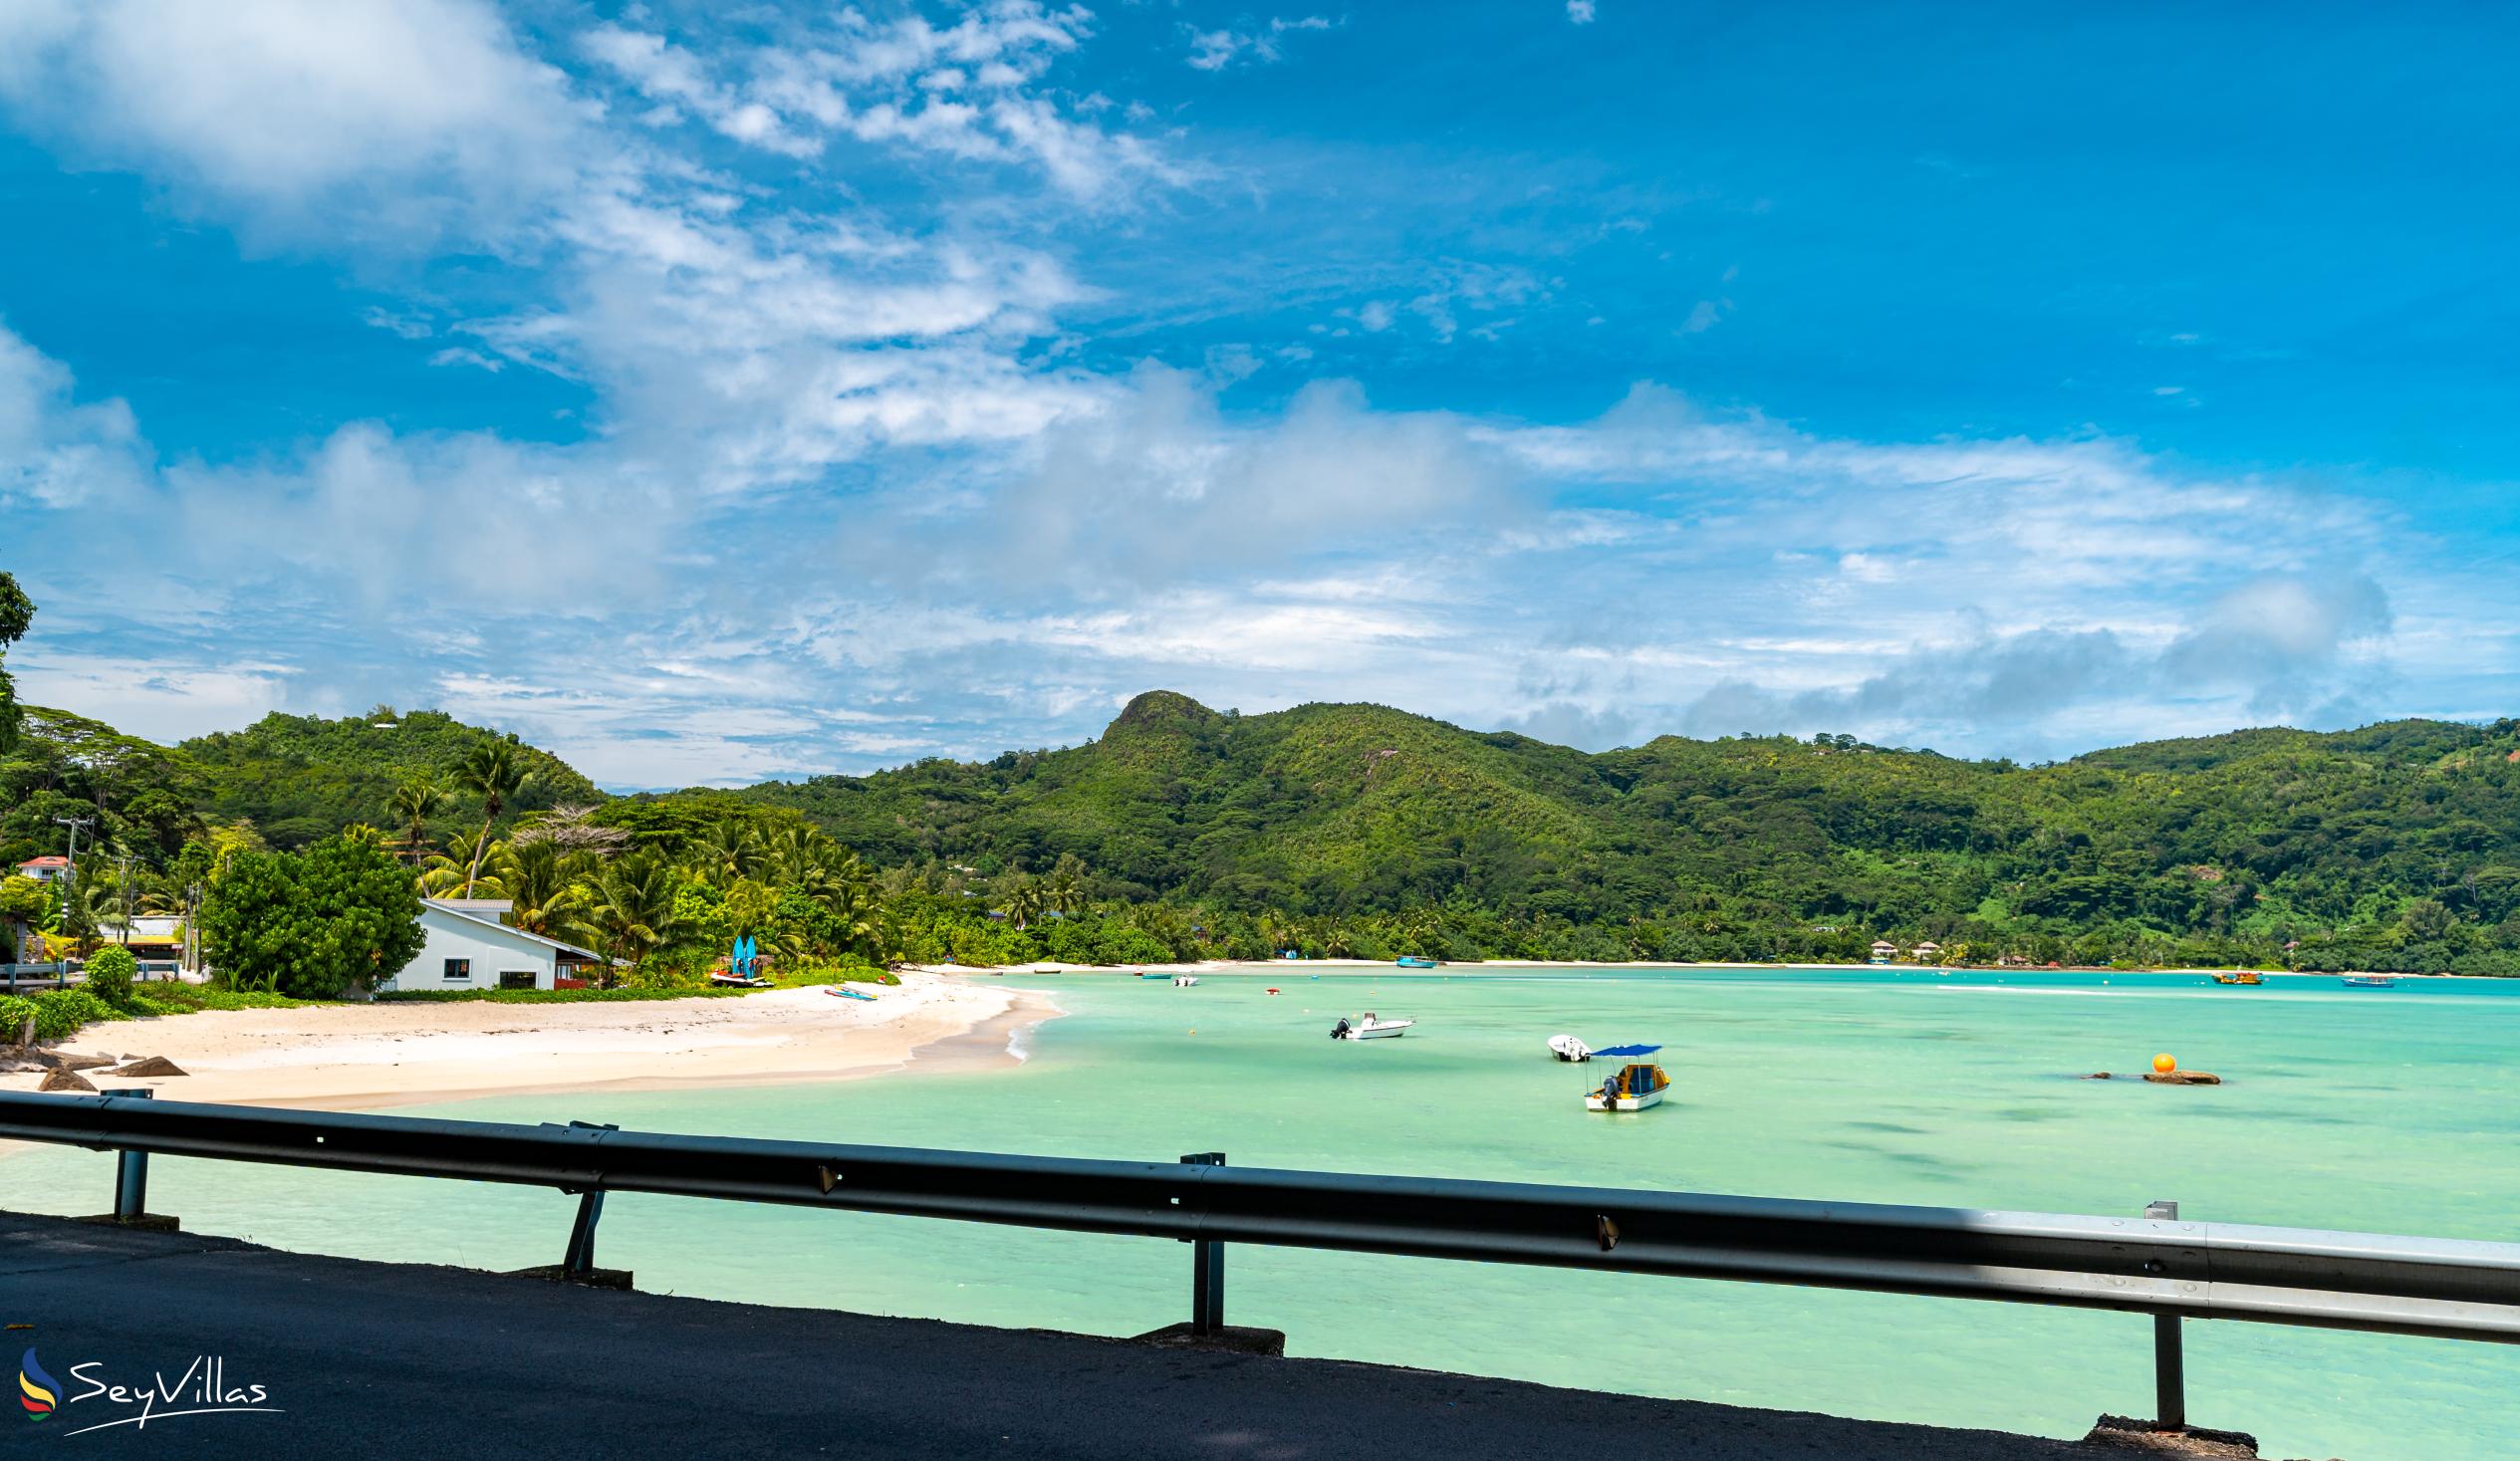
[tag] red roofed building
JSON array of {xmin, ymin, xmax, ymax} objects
[{"xmin": 14, "ymin": 856, "xmax": 69, "ymax": 884}]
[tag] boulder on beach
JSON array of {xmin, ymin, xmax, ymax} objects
[
  {"xmin": 38, "ymin": 1068, "xmax": 98, "ymax": 1093},
  {"xmin": 56, "ymin": 1054, "xmax": 117, "ymax": 1072},
  {"xmin": 107, "ymin": 1056, "xmax": 187, "ymax": 1079},
  {"xmin": 2143, "ymin": 1070, "xmax": 2222, "ymax": 1086}
]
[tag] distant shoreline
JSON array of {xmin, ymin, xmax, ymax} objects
[{"xmin": 915, "ymin": 958, "xmax": 2467, "ymax": 980}]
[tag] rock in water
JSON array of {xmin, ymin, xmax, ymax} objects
[
  {"xmin": 108, "ymin": 1056, "xmax": 187, "ymax": 1078},
  {"xmin": 38, "ymin": 1068, "xmax": 98, "ymax": 1093},
  {"xmin": 2143, "ymin": 1070, "xmax": 2223, "ymax": 1086}
]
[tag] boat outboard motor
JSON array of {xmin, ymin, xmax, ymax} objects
[{"xmin": 1331, "ymin": 1017, "xmax": 1352, "ymax": 1040}]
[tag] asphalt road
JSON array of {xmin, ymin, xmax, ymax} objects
[{"xmin": 0, "ymin": 1210, "xmax": 2101, "ymax": 1460}]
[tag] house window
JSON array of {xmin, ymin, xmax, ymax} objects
[
  {"xmin": 443, "ymin": 958, "xmax": 471, "ymax": 981},
  {"xmin": 498, "ymin": 971, "xmax": 536, "ymax": 990}
]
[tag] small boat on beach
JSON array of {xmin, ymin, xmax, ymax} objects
[
  {"xmin": 709, "ymin": 973, "xmax": 773, "ymax": 988},
  {"xmin": 1395, "ymin": 956, "xmax": 1438, "ymax": 968},
  {"xmin": 1332, "ymin": 1013, "xmax": 1413, "ymax": 1040},
  {"xmin": 2211, "ymin": 972, "xmax": 2264, "ymax": 986},
  {"xmin": 1586, "ymin": 1063, "xmax": 1671, "ymax": 1112},
  {"xmin": 2342, "ymin": 975, "xmax": 2397, "ymax": 989},
  {"xmin": 826, "ymin": 987, "xmax": 877, "ymax": 1001}
]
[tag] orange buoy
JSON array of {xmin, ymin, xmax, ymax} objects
[{"xmin": 2152, "ymin": 1053, "xmax": 2176, "ymax": 1074}]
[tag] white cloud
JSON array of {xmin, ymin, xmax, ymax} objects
[
  {"xmin": 12, "ymin": 652, "xmax": 295, "ymax": 744},
  {"xmin": 1185, "ymin": 16, "xmax": 1335, "ymax": 71},
  {"xmin": 0, "ymin": 0, "xmax": 585, "ymax": 247},
  {"xmin": 1567, "ymin": 1, "xmax": 1598, "ymax": 23}
]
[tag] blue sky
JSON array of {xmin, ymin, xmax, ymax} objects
[{"xmin": 3, "ymin": 1, "xmax": 2515, "ymax": 788}]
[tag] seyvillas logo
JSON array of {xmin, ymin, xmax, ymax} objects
[
  {"xmin": 19, "ymin": 1348, "xmax": 58, "ymax": 1420},
  {"xmin": 17, "ymin": 1350, "xmax": 282, "ymax": 1438}
]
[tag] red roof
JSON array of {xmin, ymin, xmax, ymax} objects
[{"xmin": 18, "ymin": 856, "xmax": 67, "ymax": 868}]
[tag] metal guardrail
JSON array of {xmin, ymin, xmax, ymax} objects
[{"xmin": 5, "ymin": 1091, "xmax": 2518, "ymax": 1432}]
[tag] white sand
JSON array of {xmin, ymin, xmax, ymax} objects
[{"xmin": 1, "ymin": 973, "xmax": 1054, "ymax": 1109}]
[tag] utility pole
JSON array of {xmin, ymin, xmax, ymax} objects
[
  {"xmin": 52, "ymin": 814, "xmax": 95, "ymax": 879},
  {"xmin": 117, "ymin": 849, "xmax": 134, "ymax": 945}
]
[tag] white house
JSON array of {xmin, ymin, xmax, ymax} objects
[
  {"xmin": 15, "ymin": 855, "xmax": 69, "ymax": 884},
  {"xmin": 382, "ymin": 898, "xmax": 611, "ymax": 993}
]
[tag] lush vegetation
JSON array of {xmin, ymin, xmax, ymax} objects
[
  {"xmin": 196, "ymin": 835, "xmax": 425, "ymax": 998},
  {"xmin": 11, "ymin": 559, "xmax": 2520, "ymax": 985},
  {"xmin": 0, "ymin": 570, "xmax": 29, "ymax": 755},
  {"xmin": 181, "ymin": 708, "xmax": 600, "ymax": 851},
  {"xmin": 680, "ymin": 692, "xmax": 2520, "ymax": 975}
]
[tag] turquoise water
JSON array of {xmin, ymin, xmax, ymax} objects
[{"xmin": 10, "ymin": 966, "xmax": 2519, "ymax": 1456}]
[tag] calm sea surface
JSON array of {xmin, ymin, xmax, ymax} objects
[{"xmin": 11, "ymin": 966, "xmax": 2518, "ymax": 1456}]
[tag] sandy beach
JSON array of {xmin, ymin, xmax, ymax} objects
[{"xmin": 0, "ymin": 973, "xmax": 1058, "ymax": 1109}]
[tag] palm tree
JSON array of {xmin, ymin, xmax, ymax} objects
[
  {"xmin": 386, "ymin": 774, "xmax": 447, "ymax": 866},
  {"xmin": 692, "ymin": 823, "xmax": 761, "ymax": 888},
  {"xmin": 451, "ymin": 738, "xmax": 533, "ymax": 898},
  {"xmin": 1001, "ymin": 874, "xmax": 1044, "ymax": 931},
  {"xmin": 495, "ymin": 841, "xmax": 594, "ymax": 941},
  {"xmin": 586, "ymin": 855, "xmax": 681, "ymax": 979},
  {"xmin": 1044, "ymin": 857, "xmax": 1084, "ymax": 916},
  {"xmin": 421, "ymin": 832, "xmax": 505, "ymax": 898}
]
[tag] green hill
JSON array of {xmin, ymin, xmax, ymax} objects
[
  {"xmin": 0, "ymin": 705, "xmax": 600, "ymax": 867},
  {"xmin": 698, "ymin": 691, "xmax": 2520, "ymax": 972},
  {"xmin": 178, "ymin": 709, "xmax": 601, "ymax": 848},
  {"xmin": 11, "ymin": 685, "xmax": 2520, "ymax": 973}
]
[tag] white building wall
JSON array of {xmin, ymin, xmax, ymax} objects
[{"xmin": 383, "ymin": 906, "xmax": 562, "ymax": 992}]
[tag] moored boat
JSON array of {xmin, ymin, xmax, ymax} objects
[
  {"xmin": 1332, "ymin": 1013, "xmax": 1413, "ymax": 1040},
  {"xmin": 1396, "ymin": 956, "xmax": 1438, "ymax": 968},
  {"xmin": 1586, "ymin": 1063, "xmax": 1670, "ymax": 1111},
  {"xmin": 2342, "ymin": 975, "xmax": 2397, "ymax": 989},
  {"xmin": 1548, "ymin": 1033, "xmax": 1593, "ymax": 1062},
  {"xmin": 2210, "ymin": 972, "xmax": 2264, "ymax": 986},
  {"xmin": 1173, "ymin": 974, "xmax": 1199, "ymax": 986}
]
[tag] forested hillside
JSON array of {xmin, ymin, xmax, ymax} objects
[
  {"xmin": 715, "ymin": 691, "xmax": 2520, "ymax": 973},
  {"xmin": 10, "ymin": 684, "xmax": 2520, "ymax": 974},
  {"xmin": 0, "ymin": 706, "xmax": 598, "ymax": 867}
]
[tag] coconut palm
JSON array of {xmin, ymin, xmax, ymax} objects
[
  {"xmin": 691, "ymin": 823, "xmax": 761, "ymax": 888},
  {"xmin": 386, "ymin": 774, "xmax": 447, "ymax": 866},
  {"xmin": 493, "ymin": 840, "xmax": 594, "ymax": 941},
  {"xmin": 421, "ymin": 832, "xmax": 505, "ymax": 898},
  {"xmin": 586, "ymin": 854, "xmax": 681, "ymax": 976},
  {"xmin": 1000, "ymin": 874, "xmax": 1044, "ymax": 931},
  {"xmin": 451, "ymin": 738, "xmax": 534, "ymax": 898},
  {"xmin": 1043, "ymin": 861, "xmax": 1084, "ymax": 916}
]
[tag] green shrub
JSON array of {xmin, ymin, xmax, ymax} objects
[
  {"xmin": 126, "ymin": 985, "xmax": 309, "ymax": 1016},
  {"xmin": 83, "ymin": 945, "xmax": 138, "ymax": 1009},
  {"xmin": 29, "ymin": 988, "xmax": 123, "ymax": 1041},
  {"xmin": 0, "ymin": 994, "xmax": 33, "ymax": 1043}
]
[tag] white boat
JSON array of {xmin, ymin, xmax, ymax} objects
[
  {"xmin": 1548, "ymin": 1033, "xmax": 1593, "ymax": 1063},
  {"xmin": 1173, "ymin": 975, "xmax": 1199, "ymax": 987},
  {"xmin": 1331, "ymin": 1013, "xmax": 1413, "ymax": 1040},
  {"xmin": 1586, "ymin": 1063, "xmax": 1670, "ymax": 1111}
]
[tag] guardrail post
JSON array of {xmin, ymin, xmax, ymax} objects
[
  {"xmin": 561, "ymin": 1190, "xmax": 606, "ymax": 1279},
  {"xmin": 1183, "ymin": 1152, "xmax": 1225, "ymax": 1334},
  {"xmin": 113, "ymin": 1089, "xmax": 153, "ymax": 1220},
  {"xmin": 2145, "ymin": 1199, "xmax": 2185, "ymax": 1431}
]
